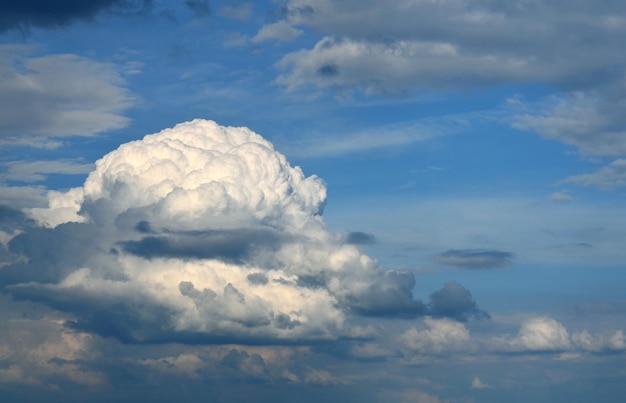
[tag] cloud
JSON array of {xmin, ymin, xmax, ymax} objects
[
  {"xmin": 549, "ymin": 190, "xmax": 573, "ymax": 202},
  {"xmin": 571, "ymin": 329, "xmax": 626, "ymax": 353},
  {"xmin": 492, "ymin": 316, "xmax": 626, "ymax": 355},
  {"xmin": 345, "ymin": 231, "xmax": 376, "ymax": 245},
  {"xmin": 562, "ymin": 159, "xmax": 626, "ymax": 189},
  {"xmin": 278, "ymin": 0, "xmax": 626, "ymax": 92},
  {"xmin": 401, "ymin": 317, "xmax": 471, "ymax": 354},
  {"xmin": 279, "ymin": 112, "xmax": 476, "ymax": 158},
  {"xmin": 0, "ymin": 46, "xmax": 134, "ymax": 146},
  {"xmin": 471, "ymin": 376, "xmax": 491, "ymax": 389},
  {"xmin": 0, "ymin": 0, "xmax": 152, "ymax": 33},
  {"xmin": 2, "ymin": 119, "xmax": 442, "ymax": 344},
  {"xmin": 501, "ymin": 317, "xmax": 572, "ymax": 352},
  {"xmin": 426, "ymin": 281, "xmax": 489, "ymax": 321},
  {"xmin": 275, "ymin": 1, "xmax": 626, "ymax": 158},
  {"xmin": 1, "ymin": 159, "xmax": 93, "ymax": 183},
  {"xmin": 433, "ymin": 249, "xmax": 513, "ymax": 270},
  {"xmin": 253, "ymin": 21, "xmax": 302, "ymax": 43}
]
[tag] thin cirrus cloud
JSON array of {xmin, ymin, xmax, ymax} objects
[{"xmin": 1, "ymin": 119, "xmax": 488, "ymax": 345}]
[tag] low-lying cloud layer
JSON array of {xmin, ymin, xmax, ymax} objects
[{"xmin": 1, "ymin": 119, "xmax": 486, "ymax": 345}]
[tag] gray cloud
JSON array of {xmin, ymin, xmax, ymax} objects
[
  {"xmin": 0, "ymin": 0, "xmax": 152, "ymax": 33},
  {"xmin": 562, "ymin": 159, "xmax": 626, "ymax": 189},
  {"xmin": 275, "ymin": 0, "xmax": 626, "ymax": 158},
  {"xmin": 345, "ymin": 231, "xmax": 376, "ymax": 245},
  {"xmin": 426, "ymin": 281, "xmax": 489, "ymax": 321},
  {"xmin": 1, "ymin": 159, "xmax": 93, "ymax": 183},
  {"xmin": 0, "ymin": 46, "xmax": 134, "ymax": 146},
  {"xmin": 433, "ymin": 248, "xmax": 513, "ymax": 270},
  {"xmin": 119, "ymin": 228, "xmax": 286, "ymax": 264}
]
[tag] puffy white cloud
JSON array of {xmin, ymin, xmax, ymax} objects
[
  {"xmin": 571, "ymin": 329, "xmax": 626, "ymax": 353},
  {"xmin": 492, "ymin": 316, "xmax": 626, "ymax": 354},
  {"xmin": 506, "ymin": 316, "xmax": 571, "ymax": 352},
  {"xmin": 5, "ymin": 119, "xmax": 428, "ymax": 344},
  {"xmin": 401, "ymin": 317, "xmax": 471, "ymax": 354}
]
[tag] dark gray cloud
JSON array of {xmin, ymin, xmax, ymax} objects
[
  {"xmin": 348, "ymin": 270, "xmax": 425, "ymax": 317},
  {"xmin": 0, "ymin": 0, "xmax": 153, "ymax": 32},
  {"xmin": 426, "ymin": 281, "xmax": 490, "ymax": 321},
  {"xmin": 119, "ymin": 228, "xmax": 285, "ymax": 264},
  {"xmin": 433, "ymin": 248, "xmax": 513, "ymax": 270},
  {"xmin": 345, "ymin": 231, "xmax": 376, "ymax": 245},
  {"xmin": 0, "ymin": 204, "xmax": 34, "ymax": 231},
  {"xmin": 0, "ymin": 222, "xmax": 108, "ymax": 285}
]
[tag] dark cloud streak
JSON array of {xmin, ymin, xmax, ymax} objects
[
  {"xmin": 434, "ymin": 248, "xmax": 513, "ymax": 270},
  {"xmin": 0, "ymin": 0, "xmax": 153, "ymax": 33}
]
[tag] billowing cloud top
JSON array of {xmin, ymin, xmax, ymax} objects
[
  {"xmin": 3, "ymin": 119, "xmax": 467, "ymax": 345},
  {"xmin": 79, "ymin": 119, "xmax": 327, "ymax": 232}
]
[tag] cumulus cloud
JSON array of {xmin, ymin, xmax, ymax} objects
[
  {"xmin": 426, "ymin": 281, "xmax": 489, "ymax": 321},
  {"xmin": 506, "ymin": 317, "xmax": 572, "ymax": 352},
  {"xmin": 0, "ymin": 46, "xmax": 134, "ymax": 146},
  {"xmin": 1, "ymin": 119, "xmax": 451, "ymax": 344},
  {"xmin": 0, "ymin": 0, "xmax": 152, "ymax": 33},
  {"xmin": 492, "ymin": 316, "xmax": 626, "ymax": 355},
  {"xmin": 401, "ymin": 317, "xmax": 471, "ymax": 355},
  {"xmin": 433, "ymin": 249, "xmax": 513, "ymax": 270}
]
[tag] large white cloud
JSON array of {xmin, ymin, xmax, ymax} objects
[{"xmin": 5, "ymin": 119, "xmax": 429, "ymax": 344}]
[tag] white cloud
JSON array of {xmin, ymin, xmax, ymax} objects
[
  {"xmin": 562, "ymin": 159, "xmax": 626, "ymax": 189},
  {"xmin": 471, "ymin": 376, "xmax": 491, "ymax": 389},
  {"xmin": 549, "ymin": 190, "xmax": 572, "ymax": 202},
  {"xmin": 253, "ymin": 21, "xmax": 302, "ymax": 43},
  {"xmin": 0, "ymin": 46, "xmax": 134, "ymax": 146},
  {"xmin": 571, "ymin": 329, "xmax": 626, "ymax": 352},
  {"xmin": 505, "ymin": 316, "xmax": 571, "ymax": 352},
  {"xmin": 401, "ymin": 317, "xmax": 471, "ymax": 354},
  {"xmin": 7, "ymin": 119, "xmax": 425, "ymax": 344}
]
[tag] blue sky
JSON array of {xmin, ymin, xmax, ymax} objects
[{"xmin": 1, "ymin": 1, "xmax": 626, "ymax": 402}]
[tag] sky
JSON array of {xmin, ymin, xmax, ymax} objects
[{"xmin": 1, "ymin": 1, "xmax": 626, "ymax": 402}]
